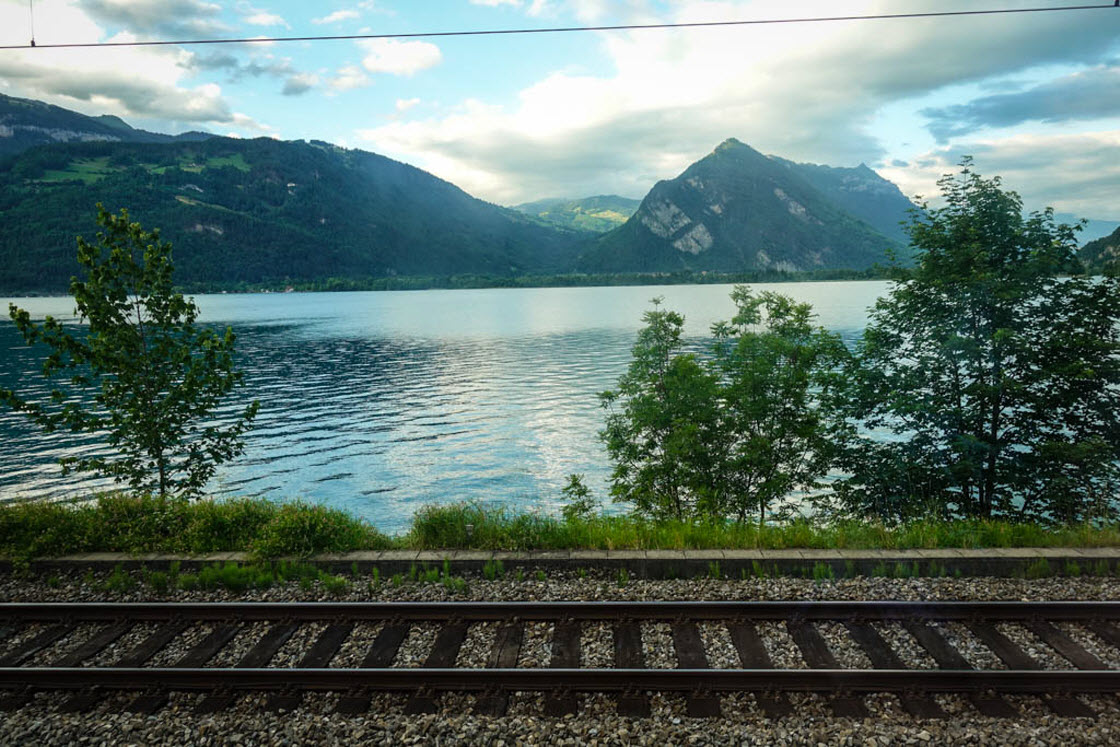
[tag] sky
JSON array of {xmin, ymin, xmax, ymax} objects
[{"xmin": 0, "ymin": 0, "xmax": 1118, "ymax": 219}]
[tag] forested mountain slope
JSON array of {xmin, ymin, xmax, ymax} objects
[{"xmin": 0, "ymin": 137, "xmax": 585, "ymax": 292}]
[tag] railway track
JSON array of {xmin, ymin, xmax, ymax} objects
[{"xmin": 1, "ymin": 601, "xmax": 1119, "ymax": 719}]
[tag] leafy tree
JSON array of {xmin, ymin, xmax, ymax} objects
[
  {"xmin": 834, "ymin": 160, "xmax": 1120, "ymax": 524},
  {"xmin": 1, "ymin": 205, "xmax": 259, "ymax": 499},
  {"xmin": 600, "ymin": 298, "xmax": 724, "ymax": 520},
  {"xmin": 600, "ymin": 289, "xmax": 844, "ymax": 523},
  {"xmin": 711, "ymin": 289, "xmax": 849, "ymax": 525}
]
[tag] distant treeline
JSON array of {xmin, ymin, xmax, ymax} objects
[{"xmin": 176, "ymin": 267, "xmax": 890, "ymax": 295}]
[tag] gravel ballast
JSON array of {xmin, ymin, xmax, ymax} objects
[{"xmin": 2, "ymin": 570, "xmax": 1120, "ymax": 745}]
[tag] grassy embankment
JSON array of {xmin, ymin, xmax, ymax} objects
[{"xmin": 2, "ymin": 494, "xmax": 1120, "ymax": 562}]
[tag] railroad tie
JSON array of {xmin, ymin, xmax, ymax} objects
[
  {"xmin": 1024, "ymin": 621, "xmax": 1108, "ymax": 671},
  {"xmin": 335, "ymin": 622, "xmax": 411, "ymax": 715},
  {"xmin": 903, "ymin": 620, "xmax": 1019, "ymax": 718},
  {"xmin": 59, "ymin": 621, "xmax": 190, "ymax": 713},
  {"xmin": 196, "ymin": 622, "xmax": 301, "ymax": 714},
  {"xmin": 0, "ymin": 623, "xmax": 78, "ymax": 711},
  {"xmin": 787, "ymin": 620, "xmax": 869, "ymax": 718},
  {"xmin": 474, "ymin": 622, "xmax": 525, "ymax": 716},
  {"xmin": 966, "ymin": 621, "xmax": 1096, "ymax": 718},
  {"xmin": 266, "ymin": 623, "xmax": 355, "ymax": 712},
  {"xmin": 614, "ymin": 620, "xmax": 650, "ymax": 718},
  {"xmin": 844, "ymin": 622, "xmax": 946, "ymax": 719},
  {"xmin": 129, "ymin": 624, "xmax": 241, "ymax": 714},
  {"xmin": 543, "ymin": 621, "xmax": 581, "ymax": 717},
  {"xmin": 726, "ymin": 621, "xmax": 792, "ymax": 718},
  {"xmin": 0, "ymin": 623, "xmax": 76, "ymax": 667},
  {"xmin": 670, "ymin": 621, "xmax": 720, "ymax": 718},
  {"xmin": 403, "ymin": 622, "xmax": 469, "ymax": 714},
  {"xmin": 50, "ymin": 623, "xmax": 132, "ymax": 668}
]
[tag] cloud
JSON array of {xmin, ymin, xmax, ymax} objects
[
  {"xmin": 358, "ymin": 39, "xmax": 442, "ymax": 76},
  {"xmin": 879, "ymin": 131, "xmax": 1120, "ymax": 219},
  {"xmin": 471, "ymin": 0, "xmax": 644, "ymax": 21},
  {"xmin": 282, "ymin": 73, "xmax": 319, "ymax": 96},
  {"xmin": 329, "ymin": 64, "xmax": 372, "ymax": 91},
  {"xmin": 244, "ymin": 12, "xmax": 289, "ymax": 28},
  {"xmin": 1, "ymin": 54, "xmax": 234, "ymax": 122},
  {"xmin": 312, "ymin": 10, "xmax": 360, "ymax": 25},
  {"xmin": 922, "ymin": 65, "xmax": 1120, "ymax": 142},
  {"xmin": 0, "ymin": 1, "xmax": 264, "ymax": 133},
  {"xmin": 356, "ymin": 0, "xmax": 1120, "ymax": 205},
  {"xmin": 78, "ymin": 0, "xmax": 229, "ymax": 38},
  {"xmin": 396, "ymin": 98, "xmax": 420, "ymax": 112}
]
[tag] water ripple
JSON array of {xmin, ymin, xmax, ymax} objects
[{"xmin": 0, "ymin": 283, "xmax": 884, "ymax": 533}]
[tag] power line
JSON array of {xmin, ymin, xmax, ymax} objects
[{"xmin": 0, "ymin": 3, "xmax": 1116, "ymax": 51}]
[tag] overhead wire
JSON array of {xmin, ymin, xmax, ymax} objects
[{"xmin": 0, "ymin": 3, "xmax": 1116, "ymax": 51}]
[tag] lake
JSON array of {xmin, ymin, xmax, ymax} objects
[{"xmin": 0, "ymin": 281, "xmax": 887, "ymax": 533}]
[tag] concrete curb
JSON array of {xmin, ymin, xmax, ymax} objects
[{"xmin": 6, "ymin": 548, "xmax": 1120, "ymax": 578}]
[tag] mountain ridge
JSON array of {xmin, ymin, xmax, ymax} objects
[
  {"xmin": 0, "ymin": 92, "xmax": 211, "ymax": 158},
  {"xmin": 578, "ymin": 139, "xmax": 905, "ymax": 274}
]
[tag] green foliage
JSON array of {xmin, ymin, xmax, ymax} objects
[
  {"xmin": 0, "ymin": 494, "xmax": 390, "ymax": 560},
  {"xmin": 832, "ymin": 160, "xmax": 1120, "ymax": 524},
  {"xmin": 1025, "ymin": 558, "xmax": 1053, "ymax": 579},
  {"xmin": 616, "ymin": 567, "xmax": 630, "ymax": 587},
  {"xmin": 101, "ymin": 564, "xmax": 135, "ymax": 593},
  {"xmin": 408, "ymin": 502, "xmax": 558, "ymax": 550},
  {"xmin": 251, "ymin": 501, "xmax": 389, "ymax": 558},
  {"xmin": 560, "ymin": 474, "xmax": 599, "ymax": 522},
  {"xmin": 322, "ymin": 574, "xmax": 351, "ymax": 596},
  {"xmin": 600, "ymin": 288, "xmax": 845, "ymax": 522},
  {"xmin": 1, "ymin": 206, "xmax": 258, "ymax": 498},
  {"xmin": 812, "ymin": 562, "xmax": 835, "ymax": 583},
  {"xmin": 482, "ymin": 558, "xmax": 505, "ymax": 581},
  {"xmin": 710, "ymin": 289, "xmax": 850, "ymax": 524},
  {"xmin": 600, "ymin": 297, "xmax": 723, "ymax": 520}
]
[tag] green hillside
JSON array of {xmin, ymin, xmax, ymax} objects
[
  {"xmin": 1080, "ymin": 225, "xmax": 1120, "ymax": 274},
  {"xmin": 514, "ymin": 195, "xmax": 641, "ymax": 233},
  {"xmin": 0, "ymin": 137, "xmax": 585, "ymax": 293}
]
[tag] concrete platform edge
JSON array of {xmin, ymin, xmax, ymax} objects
[{"xmin": 3, "ymin": 548, "xmax": 1120, "ymax": 579}]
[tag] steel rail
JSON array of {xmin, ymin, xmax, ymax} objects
[
  {"xmin": 3, "ymin": 600, "xmax": 1120, "ymax": 623},
  {"xmin": 2, "ymin": 667, "xmax": 1119, "ymax": 694}
]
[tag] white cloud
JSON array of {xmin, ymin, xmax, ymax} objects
[
  {"xmin": 356, "ymin": 0, "xmax": 1120, "ymax": 205},
  {"xmin": 312, "ymin": 10, "xmax": 361, "ymax": 25},
  {"xmin": 329, "ymin": 64, "xmax": 372, "ymax": 90},
  {"xmin": 0, "ymin": 0, "xmax": 265, "ymax": 133},
  {"xmin": 880, "ymin": 131, "xmax": 1120, "ymax": 220},
  {"xmin": 244, "ymin": 12, "xmax": 288, "ymax": 27},
  {"xmin": 79, "ymin": 0, "xmax": 229, "ymax": 38},
  {"xmin": 396, "ymin": 97, "xmax": 421, "ymax": 112},
  {"xmin": 358, "ymin": 39, "xmax": 442, "ymax": 76},
  {"xmin": 469, "ymin": 0, "xmax": 522, "ymax": 6}
]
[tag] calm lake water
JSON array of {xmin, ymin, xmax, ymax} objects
[{"xmin": 0, "ymin": 281, "xmax": 887, "ymax": 533}]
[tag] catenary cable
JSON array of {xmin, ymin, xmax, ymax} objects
[{"xmin": 0, "ymin": 3, "xmax": 1116, "ymax": 51}]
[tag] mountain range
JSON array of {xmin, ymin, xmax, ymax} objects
[
  {"xmin": 578, "ymin": 139, "xmax": 906, "ymax": 274},
  {"xmin": 6, "ymin": 91, "xmax": 1103, "ymax": 292}
]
